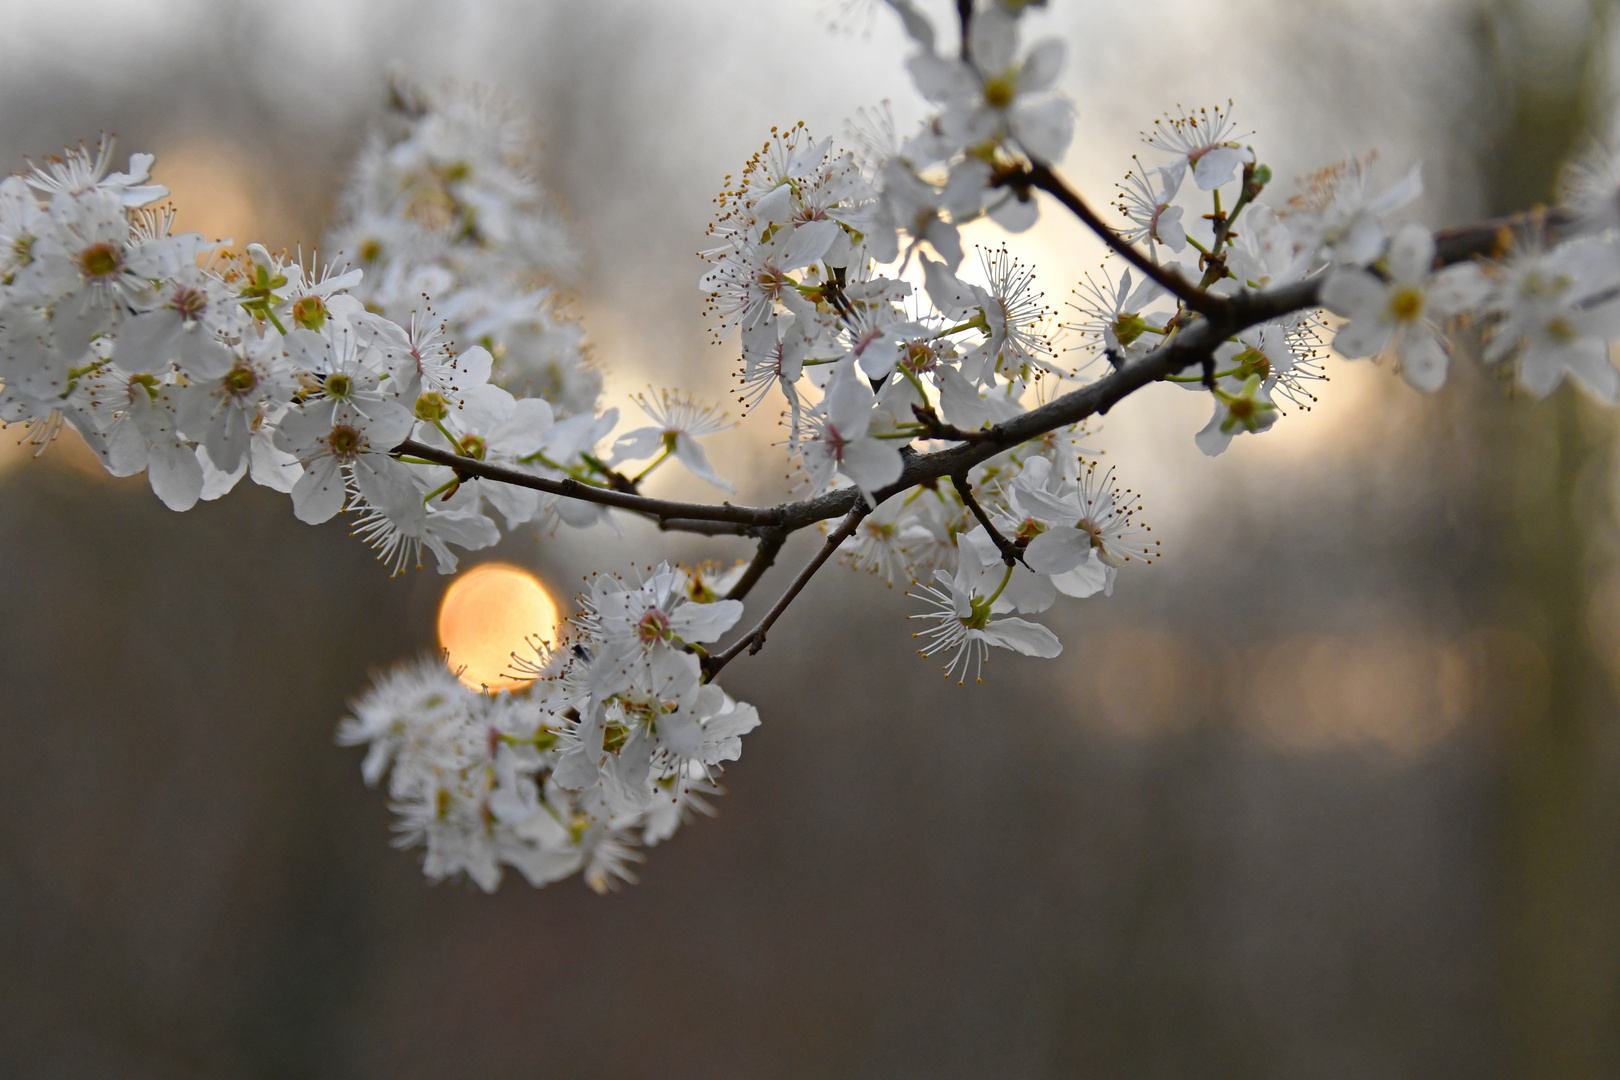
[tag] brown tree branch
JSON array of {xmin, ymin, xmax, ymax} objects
[
  {"xmin": 952, "ymin": 472, "xmax": 1023, "ymax": 567},
  {"xmin": 910, "ymin": 402, "xmax": 995, "ymax": 443},
  {"xmin": 394, "ymin": 279, "xmax": 1321, "ymax": 545},
  {"xmin": 382, "ymin": 194, "xmax": 1555, "ymax": 679},
  {"xmin": 656, "ymin": 517, "xmax": 763, "ymax": 537},
  {"xmin": 396, "ymin": 283, "xmax": 1311, "ymax": 682},
  {"xmin": 392, "ymin": 439, "xmax": 786, "ymax": 528},
  {"xmin": 1433, "ymin": 205, "xmax": 1577, "ymax": 264}
]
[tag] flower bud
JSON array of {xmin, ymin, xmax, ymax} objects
[
  {"xmin": 415, "ymin": 392, "xmax": 449, "ymax": 421},
  {"xmin": 292, "ymin": 294, "xmax": 327, "ymax": 331}
]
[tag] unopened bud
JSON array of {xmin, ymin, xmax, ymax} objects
[
  {"xmin": 292, "ymin": 294, "xmax": 327, "ymax": 331},
  {"xmin": 1114, "ymin": 312, "xmax": 1149, "ymax": 348},
  {"xmin": 415, "ymin": 392, "xmax": 449, "ymax": 421}
]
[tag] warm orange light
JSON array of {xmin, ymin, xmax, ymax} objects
[
  {"xmin": 437, "ymin": 562, "xmax": 560, "ymax": 690},
  {"xmin": 0, "ymin": 423, "xmax": 112, "ymax": 484},
  {"xmin": 158, "ymin": 143, "xmax": 261, "ymax": 245}
]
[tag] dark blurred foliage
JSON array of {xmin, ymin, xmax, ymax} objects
[{"xmin": 1, "ymin": 1, "xmax": 1619, "ymax": 1077}]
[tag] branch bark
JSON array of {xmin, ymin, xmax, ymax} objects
[
  {"xmin": 1433, "ymin": 206, "xmax": 1577, "ymax": 264},
  {"xmin": 953, "ymin": 472, "xmax": 1024, "ymax": 567},
  {"xmin": 392, "ymin": 439, "xmax": 786, "ymax": 529}
]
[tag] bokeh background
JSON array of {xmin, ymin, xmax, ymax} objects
[{"xmin": 2, "ymin": 0, "xmax": 1619, "ymax": 1076}]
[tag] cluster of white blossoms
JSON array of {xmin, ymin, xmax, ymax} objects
[
  {"xmin": 340, "ymin": 562, "xmax": 756, "ymax": 893},
  {"xmin": 0, "ymin": 94, "xmax": 767, "ymax": 890},
  {"xmin": 326, "ymin": 78, "xmax": 600, "ymax": 418},
  {"xmin": 21, "ymin": 0, "xmax": 1620, "ymax": 891},
  {"xmin": 1079, "ymin": 96, "xmax": 1620, "ymax": 444},
  {"xmin": 697, "ymin": 6, "xmax": 1165, "ymax": 684}
]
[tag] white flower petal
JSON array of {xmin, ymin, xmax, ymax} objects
[
  {"xmin": 670, "ymin": 598, "xmax": 745, "ymax": 642},
  {"xmin": 989, "ymin": 190, "xmax": 1039, "ymax": 233},
  {"xmin": 147, "ymin": 442, "xmax": 204, "ymax": 512},
  {"xmin": 1023, "ymin": 527, "xmax": 1088, "ymax": 574},
  {"xmin": 1192, "ymin": 146, "xmax": 1247, "ymax": 191},
  {"xmin": 1320, "ymin": 268, "xmax": 1387, "ymax": 320},
  {"xmin": 969, "ymin": 7, "xmax": 1019, "ymax": 76},
  {"xmin": 1387, "ymin": 222, "xmax": 1435, "ymax": 284},
  {"xmin": 839, "ymin": 437, "xmax": 905, "ymax": 492},
  {"xmin": 1195, "ymin": 406, "xmax": 1235, "ymax": 457},
  {"xmin": 674, "ymin": 432, "xmax": 735, "ymax": 492},
  {"xmin": 977, "ymin": 617, "xmax": 1062, "ymax": 658},
  {"xmin": 291, "ymin": 456, "xmax": 347, "ymax": 524},
  {"xmin": 1051, "ymin": 553, "xmax": 1109, "ymax": 599},
  {"xmin": 1010, "ymin": 97, "xmax": 1075, "ymax": 163},
  {"xmin": 1019, "ymin": 39, "xmax": 1066, "ymax": 92},
  {"xmin": 1396, "ymin": 326, "xmax": 1449, "ymax": 392},
  {"xmin": 1333, "ymin": 316, "xmax": 1394, "ymax": 360}
]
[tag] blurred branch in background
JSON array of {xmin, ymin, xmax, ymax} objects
[{"xmin": 1479, "ymin": 1, "xmax": 1620, "ymax": 1074}]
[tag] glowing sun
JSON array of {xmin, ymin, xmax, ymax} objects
[{"xmin": 437, "ymin": 562, "xmax": 559, "ymax": 690}]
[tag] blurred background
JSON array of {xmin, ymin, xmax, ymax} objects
[{"xmin": 1, "ymin": 0, "xmax": 1618, "ymax": 1076}]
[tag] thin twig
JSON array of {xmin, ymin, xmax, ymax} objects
[
  {"xmin": 702, "ymin": 509, "xmax": 869, "ymax": 679},
  {"xmin": 580, "ymin": 452, "xmax": 639, "ymax": 494},
  {"xmin": 391, "ymin": 439, "xmax": 784, "ymax": 527},
  {"xmin": 1433, "ymin": 206, "xmax": 1577, "ymax": 264},
  {"xmin": 952, "ymin": 473, "xmax": 1023, "ymax": 567},
  {"xmin": 910, "ymin": 402, "xmax": 994, "ymax": 443},
  {"xmin": 1016, "ymin": 162, "xmax": 1221, "ymax": 316},
  {"xmin": 1207, "ymin": 160, "xmax": 1252, "ymax": 255}
]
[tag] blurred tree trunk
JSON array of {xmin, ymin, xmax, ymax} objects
[{"xmin": 1477, "ymin": 2, "xmax": 1620, "ymax": 1074}]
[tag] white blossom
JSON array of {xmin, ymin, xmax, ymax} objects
[
  {"xmin": 906, "ymin": 6, "xmax": 1074, "ymax": 163},
  {"xmin": 1322, "ymin": 223, "xmax": 1487, "ymax": 392},
  {"xmin": 800, "ymin": 369, "xmax": 905, "ymax": 495},
  {"xmin": 908, "ymin": 565, "xmax": 1062, "ymax": 685},
  {"xmin": 1117, "ymin": 158, "xmax": 1188, "ymax": 252},
  {"xmin": 1144, "ymin": 104, "xmax": 1253, "ymax": 192},
  {"xmin": 611, "ymin": 389, "xmax": 735, "ymax": 492},
  {"xmin": 1482, "ymin": 236, "xmax": 1620, "ymax": 401}
]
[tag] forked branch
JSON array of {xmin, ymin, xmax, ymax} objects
[
  {"xmin": 389, "ymin": 184, "xmax": 1537, "ymax": 675},
  {"xmin": 703, "ymin": 509, "xmax": 870, "ymax": 679}
]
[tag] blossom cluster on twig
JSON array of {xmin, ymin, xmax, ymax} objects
[{"xmin": 9, "ymin": 0, "xmax": 1620, "ymax": 891}]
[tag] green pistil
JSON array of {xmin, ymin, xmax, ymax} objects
[
  {"xmin": 415, "ymin": 392, "xmax": 449, "ymax": 422},
  {"xmin": 238, "ymin": 263, "xmax": 290, "ymax": 334},
  {"xmin": 937, "ymin": 312, "xmax": 990, "ymax": 338},
  {"xmin": 292, "ymin": 294, "xmax": 327, "ymax": 331},
  {"xmin": 631, "ymin": 445, "xmax": 673, "ymax": 484},
  {"xmin": 965, "ymin": 563, "xmax": 1016, "ymax": 628}
]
